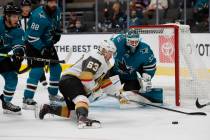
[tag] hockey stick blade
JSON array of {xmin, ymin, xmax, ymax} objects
[
  {"xmin": 132, "ymin": 100, "xmax": 207, "ymax": 116},
  {"xmin": 196, "ymin": 98, "xmax": 210, "ymax": 109}
]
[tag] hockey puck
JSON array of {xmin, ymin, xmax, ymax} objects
[{"xmin": 172, "ymin": 121, "xmax": 178, "ymax": 124}]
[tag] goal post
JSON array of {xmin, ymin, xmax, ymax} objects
[{"xmin": 130, "ymin": 24, "xmax": 210, "ymax": 106}]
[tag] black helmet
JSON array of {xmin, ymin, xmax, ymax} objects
[
  {"xmin": 44, "ymin": 0, "xmax": 57, "ymax": 4},
  {"xmin": 4, "ymin": 2, "xmax": 21, "ymax": 15},
  {"xmin": 21, "ymin": 0, "xmax": 32, "ymax": 6}
]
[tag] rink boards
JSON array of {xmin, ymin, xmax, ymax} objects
[{"xmin": 19, "ymin": 33, "xmax": 210, "ymax": 76}]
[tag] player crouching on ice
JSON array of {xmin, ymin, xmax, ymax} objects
[
  {"xmin": 108, "ymin": 28, "xmax": 163, "ymax": 106},
  {"xmin": 37, "ymin": 40, "xmax": 117, "ymax": 128}
]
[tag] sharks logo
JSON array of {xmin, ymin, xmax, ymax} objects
[
  {"xmin": 39, "ymin": 12, "xmax": 46, "ymax": 19},
  {"xmin": 116, "ymin": 59, "xmax": 135, "ymax": 75}
]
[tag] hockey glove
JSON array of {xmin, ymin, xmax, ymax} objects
[
  {"xmin": 11, "ymin": 48, "xmax": 25, "ymax": 72},
  {"xmin": 52, "ymin": 29, "xmax": 61, "ymax": 44},
  {"xmin": 41, "ymin": 47, "xmax": 56, "ymax": 58},
  {"xmin": 138, "ymin": 72, "xmax": 152, "ymax": 93},
  {"xmin": 12, "ymin": 48, "xmax": 24, "ymax": 62},
  {"xmin": 41, "ymin": 48, "xmax": 50, "ymax": 57}
]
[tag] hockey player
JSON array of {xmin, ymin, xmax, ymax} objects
[
  {"xmin": 38, "ymin": 40, "xmax": 117, "ymax": 128},
  {"xmin": 110, "ymin": 29, "xmax": 162, "ymax": 104},
  {"xmin": 19, "ymin": 0, "xmax": 32, "ymax": 32},
  {"xmin": 23, "ymin": 0, "xmax": 63, "ymax": 110},
  {"xmin": 19, "ymin": 0, "xmax": 48, "ymax": 86},
  {"xmin": 0, "ymin": 2, "xmax": 25, "ymax": 114},
  {"xmin": 111, "ymin": 29, "xmax": 156, "ymax": 91}
]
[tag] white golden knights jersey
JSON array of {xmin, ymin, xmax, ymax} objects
[{"xmin": 63, "ymin": 50, "xmax": 112, "ymax": 91}]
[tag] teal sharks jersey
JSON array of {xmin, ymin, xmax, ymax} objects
[
  {"xmin": 26, "ymin": 6, "xmax": 61, "ymax": 51},
  {"xmin": 0, "ymin": 16, "xmax": 25, "ymax": 62},
  {"xmin": 112, "ymin": 34, "xmax": 156, "ymax": 80}
]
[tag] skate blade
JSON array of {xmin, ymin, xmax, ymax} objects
[
  {"xmin": 22, "ymin": 103, "xmax": 37, "ymax": 110},
  {"xmin": 78, "ymin": 122, "xmax": 101, "ymax": 129},
  {"xmin": 3, "ymin": 109, "xmax": 22, "ymax": 115}
]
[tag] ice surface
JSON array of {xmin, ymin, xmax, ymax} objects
[{"xmin": 0, "ymin": 73, "xmax": 210, "ymax": 140}]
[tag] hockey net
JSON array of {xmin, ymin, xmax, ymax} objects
[{"xmin": 130, "ymin": 24, "xmax": 210, "ymax": 106}]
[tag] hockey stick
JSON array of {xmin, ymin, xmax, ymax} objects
[
  {"xmin": 196, "ymin": 98, "xmax": 210, "ymax": 109},
  {"xmin": 0, "ymin": 53, "xmax": 65, "ymax": 64},
  {"xmin": 70, "ymin": 54, "xmax": 84, "ymax": 67},
  {"xmin": 106, "ymin": 72, "xmax": 207, "ymax": 115},
  {"xmin": 131, "ymin": 99, "xmax": 207, "ymax": 116},
  {"xmin": 108, "ymin": 94, "xmax": 207, "ymax": 116},
  {"xmin": 64, "ymin": 47, "xmax": 73, "ymax": 63}
]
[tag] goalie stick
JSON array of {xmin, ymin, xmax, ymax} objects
[{"xmin": 195, "ymin": 98, "xmax": 210, "ymax": 109}]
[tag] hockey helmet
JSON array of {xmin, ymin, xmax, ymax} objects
[
  {"xmin": 44, "ymin": 0, "xmax": 57, "ymax": 3},
  {"xmin": 126, "ymin": 29, "xmax": 140, "ymax": 49},
  {"xmin": 4, "ymin": 2, "xmax": 21, "ymax": 15},
  {"xmin": 100, "ymin": 40, "xmax": 116, "ymax": 53},
  {"xmin": 21, "ymin": 0, "xmax": 32, "ymax": 6}
]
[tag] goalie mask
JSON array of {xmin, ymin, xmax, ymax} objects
[
  {"xmin": 99, "ymin": 40, "xmax": 116, "ymax": 61},
  {"xmin": 126, "ymin": 29, "xmax": 140, "ymax": 52}
]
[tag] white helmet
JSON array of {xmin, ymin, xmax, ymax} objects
[{"xmin": 100, "ymin": 40, "xmax": 116, "ymax": 53}]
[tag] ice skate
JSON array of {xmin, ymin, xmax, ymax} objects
[
  {"xmin": 38, "ymin": 104, "xmax": 51, "ymax": 120},
  {"xmin": 77, "ymin": 115, "xmax": 101, "ymax": 129},
  {"xmin": 49, "ymin": 94, "xmax": 65, "ymax": 105},
  {"xmin": 22, "ymin": 98, "xmax": 37, "ymax": 110},
  {"xmin": 0, "ymin": 94, "xmax": 21, "ymax": 115}
]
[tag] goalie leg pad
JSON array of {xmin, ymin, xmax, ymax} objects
[{"xmin": 140, "ymin": 88, "xmax": 163, "ymax": 103}]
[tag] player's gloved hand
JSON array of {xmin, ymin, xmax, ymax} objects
[
  {"xmin": 87, "ymin": 88, "xmax": 104, "ymax": 103},
  {"xmin": 53, "ymin": 31, "xmax": 61, "ymax": 44},
  {"xmin": 51, "ymin": 29, "xmax": 61, "ymax": 44},
  {"xmin": 12, "ymin": 48, "xmax": 24, "ymax": 62},
  {"xmin": 118, "ymin": 91, "xmax": 130, "ymax": 104},
  {"xmin": 11, "ymin": 48, "xmax": 25, "ymax": 72},
  {"xmin": 139, "ymin": 73, "xmax": 152, "ymax": 93},
  {"xmin": 119, "ymin": 96, "xmax": 129, "ymax": 104},
  {"xmin": 41, "ymin": 47, "xmax": 55, "ymax": 58},
  {"xmin": 41, "ymin": 48, "xmax": 50, "ymax": 56},
  {"xmin": 142, "ymin": 73, "xmax": 151, "ymax": 81}
]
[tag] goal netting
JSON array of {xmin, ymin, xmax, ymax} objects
[{"xmin": 130, "ymin": 24, "xmax": 210, "ymax": 106}]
